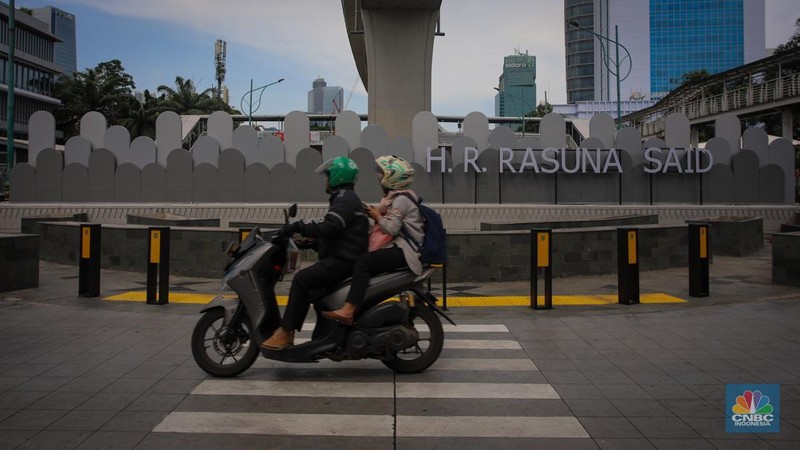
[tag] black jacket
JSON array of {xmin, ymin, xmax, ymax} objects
[{"xmin": 295, "ymin": 187, "xmax": 369, "ymax": 261}]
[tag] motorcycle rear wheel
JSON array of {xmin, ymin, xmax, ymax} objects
[
  {"xmin": 382, "ymin": 302, "xmax": 444, "ymax": 374},
  {"xmin": 191, "ymin": 308, "xmax": 259, "ymax": 378}
]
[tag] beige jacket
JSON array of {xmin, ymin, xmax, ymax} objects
[{"xmin": 375, "ymin": 189, "xmax": 425, "ymax": 275}]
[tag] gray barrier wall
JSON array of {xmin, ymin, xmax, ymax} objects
[
  {"xmin": 444, "ymin": 225, "xmax": 690, "ymax": 282},
  {"xmin": 30, "ymin": 221, "xmax": 700, "ymax": 282},
  {"xmin": 30, "ymin": 222, "xmax": 238, "ymax": 278},
  {"xmin": 8, "ymin": 111, "xmax": 796, "ymax": 205},
  {"xmin": 0, "ymin": 234, "xmax": 39, "ymax": 292}
]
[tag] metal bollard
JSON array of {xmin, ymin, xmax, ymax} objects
[
  {"xmin": 617, "ymin": 228, "xmax": 640, "ymax": 305},
  {"xmin": 530, "ymin": 229, "xmax": 553, "ymax": 310},
  {"xmin": 427, "ymin": 231, "xmax": 447, "ymax": 310},
  {"xmin": 146, "ymin": 227, "xmax": 170, "ymax": 305},
  {"xmin": 78, "ymin": 223, "xmax": 101, "ymax": 297},
  {"xmin": 688, "ymin": 224, "xmax": 710, "ymax": 297}
]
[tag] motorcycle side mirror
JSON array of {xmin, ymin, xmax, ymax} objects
[{"xmin": 288, "ymin": 203, "xmax": 298, "ymax": 218}]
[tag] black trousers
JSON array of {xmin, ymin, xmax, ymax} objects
[
  {"xmin": 347, "ymin": 246, "xmax": 407, "ymax": 307},
  {"xmin": 281, "ymin": 257, "xmax": 354, "ymax": 331}
]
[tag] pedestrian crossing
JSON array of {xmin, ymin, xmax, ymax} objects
[{"xmin": 151, "ymin": 322, "xmax": 590, "ymax": 445}]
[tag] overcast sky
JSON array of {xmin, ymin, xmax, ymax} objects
[{"xmin": 21, "ymin": 0, "xmax": 800, "ymax": 118}]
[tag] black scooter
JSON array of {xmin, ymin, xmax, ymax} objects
[{"xmin": 191, "ymin": 204, "xmax": 454, "ymax": 378}]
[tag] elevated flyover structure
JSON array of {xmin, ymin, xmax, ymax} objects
[
  {"xmin": 342, "ymin": 0, "xmax": 442, "ymax": 140},
  {"xmin": 621, "ymin": 47, "xmax": 800, "ymax": 142}
]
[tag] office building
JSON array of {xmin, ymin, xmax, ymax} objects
[
  {"xmin": 1, "ymin": 2, "xmax": 63, "ymax": 165},
  {"xmin": 307, "ymin": 77, "xmax": 344, "ymax": 114},
  {"xmin": 565, "ymin": 0, "xmax": 765, "ymax": 105},
  {"xmin": 494, "ymin": 51, "xmax": 537, "ymax": 118},
  {"xmin": 32, "ymin": 5, "xmax": 76, "ymax": 76}
]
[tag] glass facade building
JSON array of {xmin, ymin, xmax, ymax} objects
[
  {"xmin": 495, "ymin": 53, "xmax": 537, "ymax": 117},
  {"xmin": 0, "ymin": 2, "xmax": 63, "ymax": 165},
  {"xmin": 565, "ymin": 0, "xmax": 595, "ymax": 103},
  {"xmin": 564, "ymin": 0, "xmax": 764, "ymax": 104},
  {"xmin": 32, "ymin": 6, "xmax": 77, "ymax": 76},
  {"xmin": 649, "ymin": 0, "xmax": 743, "ymax": 96}
]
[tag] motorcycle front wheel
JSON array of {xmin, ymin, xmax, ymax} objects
[
  {"xmin": 191, "ymin": 308, "xmax": 259, "ymax": 378},
  {"xmin": 382, "ymin": 301, "xmax": 444, "ymax": 374}
]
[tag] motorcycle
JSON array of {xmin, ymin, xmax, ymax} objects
[{"xmin": 191, "ymin": 204, "xmax": 454, "ymax": 378}]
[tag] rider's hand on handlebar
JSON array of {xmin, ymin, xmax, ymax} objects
[
  {"xmin": 276, "ymin": 222, "xmax": 299, "ymax": 239},
  {"xmin": 295, "ymin": 238, "xmax": 317, "ymax": 250}
]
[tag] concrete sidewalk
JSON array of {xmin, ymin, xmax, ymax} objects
[{"xmin": 0, "ymin": 245, "xmax": 798, "ymax": 449}]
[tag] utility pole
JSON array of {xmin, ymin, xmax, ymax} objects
[
  {"xmin": 214, "ymin": 39, "xmax": 227, "ymax": 100},
  {"xmin": 6, "ymin": 0, "xmax": 16, "ymax": 171}
]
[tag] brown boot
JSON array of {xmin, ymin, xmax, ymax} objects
[
  {"xmin": 322, "ymin": 302, "xmax": 356, "ymax": 326},
  {"xmin": 261, "ymin": 327, "xmax": 294, "ymax": 350}
]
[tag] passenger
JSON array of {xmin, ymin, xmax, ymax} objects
[
  {"xmin": 323, "ymin": 156, "xmax": 424, "ymax": 325},
  {"xmin": 261, "ymin": 156, "xmax": 369, "ymax": 350}
]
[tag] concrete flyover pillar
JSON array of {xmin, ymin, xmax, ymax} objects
[
  {"xmin": 782, "ymin": 106, "xmax": 794, "ymax": 141},
  {"xmin": 359, "ymin": 0, "xmax": 442, "ymax": 140},
  {"xmin": 689, "ymin": 125, "xmax": 700, "ymax": 148}
]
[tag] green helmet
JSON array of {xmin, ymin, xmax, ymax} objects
[
  {"xmin": 375, "ymin": 155, "xmax": 415, "ymax": 190},
  {"xmin": 315, "ymin": 156, "xmax": 359, "ymax": 187}
]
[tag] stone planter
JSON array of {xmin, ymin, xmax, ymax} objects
[
  {"xmin": 686, "ymin": 216, "xmax": 763, "ymax": 257},
  {"xmin": 772, "ymin": 232, "xmax": 800, "ymax": 286}
]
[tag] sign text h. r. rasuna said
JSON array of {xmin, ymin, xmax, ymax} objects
[{"xmin": 425, "ymin": 147, "xmax": 714, "ymax": 174}]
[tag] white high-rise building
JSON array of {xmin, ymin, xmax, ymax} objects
[{"xmin": 307, "ymin": 77, "xmax": 344, "ymax": 114}]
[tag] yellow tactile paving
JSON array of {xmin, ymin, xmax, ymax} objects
[{"xmin": 104, "ymin": 291, "xmax": 686, "ymax": 306}]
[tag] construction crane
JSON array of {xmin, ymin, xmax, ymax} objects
[{"xmin": 344, "ymin": 76, "xmax": 359, "ymax": 110}]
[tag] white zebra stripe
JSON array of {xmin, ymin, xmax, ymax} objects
[
  {"xmin": 443, "ymin": 339, "xmax": 521, "ymax": 349},
  {"xmin": 291, "ymin": 338, "xmax": 521, "ymax": 349},
  {"xmin": 299, "ymin": 323, "xmax": 509, "ymax": 333},
  {"xmin": 254, "ymin": 357, "xmax": 537, "ymax": 371},
  {"xmin": 192, "ymin": 380, "xmax": 559, "ymax": 399},
  {"xmin": 154, "ymin": 412, "xmax": 589, "ymax": 438},
  {"xmin": 154, "ymin": 412, "xmax": 391, "ymax": 436},
  {"xmin": 397, "ymin": 415, "xmax": 589, "ymax": 438}
]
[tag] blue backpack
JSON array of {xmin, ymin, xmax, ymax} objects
[{"xmin": 399, "ymin": 195, "xmax": 447, "ymax": 266}]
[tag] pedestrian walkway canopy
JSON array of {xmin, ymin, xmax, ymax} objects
[{"xmin": 621, "ymin": 47, "xmax": 800, "ymax": 139}]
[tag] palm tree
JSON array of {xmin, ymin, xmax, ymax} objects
[
  {"xmin": 121, "ymin": 90, "xmax": 163, "ymax": 139},
  {"xmin": 157, "ymin": 76, "xmax": 217, "ymax": 114}
]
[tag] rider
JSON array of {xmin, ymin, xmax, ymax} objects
[
  {"xmin": 261, "ymin": 156, "xmax": 369, "ymax": 350},
  {"xmin": 323, "ymin": 155, "xmax": 424, "ymax": 325}
]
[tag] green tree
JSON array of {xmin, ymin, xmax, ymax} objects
[
  {"xmin": 53, "ymin": 59, "xmax": 136, "ymax": 139},
  {"xmin": 671, "ymin": 68, "xmax": 712, "ymax": 89},
  {"xmin": 775, "ymin": 18, "xmax": 800, "ymax": 55},
  {"xmin": 529, "ymin": 101, "xmax": 553, "ymax": 118}
]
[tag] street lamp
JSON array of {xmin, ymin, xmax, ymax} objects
[
  {"xmin": 240, "ymin": 78, "xmax": 285, "ymax": 127},
  {"xmin": 494, "ymin": 87, "xmax": 535, "ymax": 137},
  {"xmin": 569, "ymin": 21, "xmax": 631, "ymax": 128}
]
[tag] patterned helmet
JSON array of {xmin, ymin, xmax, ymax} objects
[
  {"xmin": 315, "ymin": 156, "xmax": 359, "ymax": 187},
  {"xmin": 375, "ymin": 155, "xmax": 415, "ymax": 190}
]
